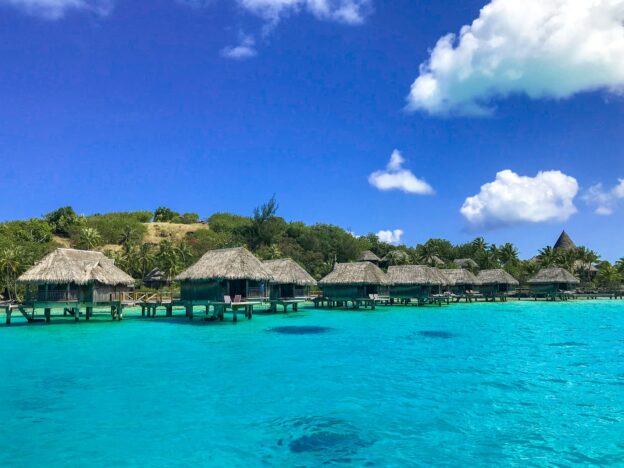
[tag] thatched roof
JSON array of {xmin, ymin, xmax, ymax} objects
[
  {"xmin": 319, "ymin": 262, "xmax": 391, "ymax": 286},
  {"xmin": 358, "ymin": 250, "xmax": 381, "ymax": 262},
  {"xmin": 143, "ymin": 268, "xmax": 167, "ymax": 282},
  {"xmin": 454, "ymin": 258, "xmax": 479, "ymax": 269},
  {"xmin": 477, "ymin": 269, "xmax": 519, "ymax": 286},
  {"xmin": 528, "ymin": 268, "xmax": 580, "ymax": 284},
  {"xmin": 553, "ymin": 231, "xmax": 577, "ymax": 251},
  {"xmin": 175, "ymin": 247, "xmax": 272, "ymax": 282},
  {"xmin": 262, "ymin": 258, "xmax": 317, "ymax": 286},
  {"xmin": 387, "ymin": 265, "xmax": 445, "ymax": 285},
  {"xmin": 18, "ymin": 248, "xmax": 134, "ymax": 286},
  {"xmin": 441, "ymin": 269, "xmax": 480, "ymax": 286}
]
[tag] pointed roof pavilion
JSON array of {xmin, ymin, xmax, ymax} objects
[{"xmin": 553, "ymin": 231, "xmax": 577, "ymax": 252}]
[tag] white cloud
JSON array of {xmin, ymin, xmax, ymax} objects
[
  {"xmin": 582, "ymin": 179, "xmax": 624, "ymax": 215},
  {"xmin": 407, "ymin": 0, "xmax": 624, "ymax": 116},
  {"xmin": 1, "ymin": 0, "xmax": 111, "ymax": 19},
  {"xmin": 368, "ymin": 150, "xmax": 434, "ymax": 195},
  {"xmin": 237, "ymin": 0, "xmax": 372, "ymax": 26},
  {"xmin": 377, "ymin": 229, "xmax": 403, "ymax": 245},
  {"xmin": 221, "ymin": 34, "xmax": 258, "ymax": 60},
  {"xmin": 461, "ymin": 169, "xmax": 579, "ymax": 228}
]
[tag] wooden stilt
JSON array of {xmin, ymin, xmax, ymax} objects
[
  {"xmin": 74, "ymin": 307, "xmax": 80, "ymax": 322},
  {"xmin": 44, "ymin": 308, "xmax": 51, "ymax": 323}
]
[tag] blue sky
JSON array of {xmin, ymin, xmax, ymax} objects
[{"xmin": 1, "ymin": 0, "xmax": 623, "ymax": 259}]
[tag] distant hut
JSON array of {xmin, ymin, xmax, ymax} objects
[
  {"xmin": 442, "ymin": 269, "xmax": 480, "ymax": 296},
  {"xmin": 319, "ymin": 262, "xmax": 391, "ymax": 305},
  {"xmin": 454, "ymin": 258, "xmax": 479, "ymax": 271},
  {"xmin": 477, "ymin": 269, "xmax": 519, "ymax": 300},
  {"xmin": 528, "ymin": 268, "xmax": 580, "ymax": 298},
  {"xmin": 143, "ymin": 268, "xmax": 169, "ymax": 289},
  {"xmin": 358, "ymin": 250, "xmax": 381, "ymax": 265},
  {"xmin": 430, "ymin": 255, "xmax": 445, "ymax": 267},
  {"xmin": 380, "ymin": 250, "xmax": 410, "ymax": 268},
  {"xmin": 553, "ymin": 231, "xmax": 577, "ymax": 252},
  {"xmin": 17, "ymin": 248, "xmax": 134, "ymax": 322},
  {"xmin": 175, "ymin": 247, "xmax": 272, "ymax": 302},
  {"xmin": 387, "ymin": 265, "xmax": 445, "ymax": 303},
  {"xmin": 262, "ymin": 259, "xmax": 317, "ymax": 300}
]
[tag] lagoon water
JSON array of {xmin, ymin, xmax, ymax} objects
[{"xmin": 1, "ymin": 301, "xmax": 623, "ymax": 466}]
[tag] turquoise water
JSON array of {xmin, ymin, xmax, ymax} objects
[{"xmin": 1, "ymin": 301, "xmax": 623, "ymax": 466}]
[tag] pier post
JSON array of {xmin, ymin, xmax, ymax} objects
[
  {"xmin": 5, "ymin": 308, "xmax": 11, "ymax": 325},
  {"xmin": 233, "ymin": 308, "xmax": 237, "ymax": 323},
  {"xmin": 118, "ymin": 306, "xmax": 124, "ymax": 321},
  {"xmin": 141, "ymin": 305, "xmax": 145, "ymax": 317},
  {"xmin": 186, "ymin": 305, "xmax": 193, "ymax": 320},
  {"xmin": 166, "ymin": 306, "xmax": 172, "ymax": 317},
  {"xmin": 86, "ymin": 307, "xmax": 92, "ymax": 321},
  {"xmin": 74, "ymin": 307, "xmax": 80, "ymax": 322},
  {"xmin": 44, "ymin": 308, "xmax": 51, "ymax": 323}
]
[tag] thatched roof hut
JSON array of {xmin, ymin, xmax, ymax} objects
[
  {"xmin": 18, "ymin": 248, "xmax": 134, "ymax": 286},
  {"xmin": 319, "ymin": 262, "xmax": 390, "ymax": 286},
  {"xmin": 477, "ymin": 269, "xmax": 519, "ymax": 286},
  {"xmin": 454, "ymin": 258, "xmax": 479, "ymax": 270},
  {"xmin": 262, "ymin": 259, "xmax": 316, "ymax": 286},
  {"xmin": 553, "ymin": 231, "xmax": 577, "ymax": 251},
  {"xmin": 528, "ymin": 268, "xmax": 579, "ymax": 285},
  {"xmin": 442, "ymin": 269, "xmax": 480, "ymax": 286},
  {"xmin": 387, "ymin": 265, "xmax": 445, "ymax": 286},
  {"xmin": 381, "ymin": 250, "xmax": 410, "ymax": 265},
  {"xmin": 176, "ymin": 247, "xmax": 271, "ymax": 282},
  {"xmin": 358, "ymin": 250, "xmax": 381, "ymax": 263}
]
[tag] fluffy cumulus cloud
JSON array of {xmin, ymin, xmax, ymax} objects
[
  {"xmin": 237, "ymin": 0, "xmax": 372, "ymax": 25},
  {"xmin": 407, "ymin": 0, "xmax": 624, "ymax": 116},
  {"xmin": 368, "ymin": 150, "xmax": 434, "ymax": 195},
  {"xmin": 221, "ymin": 33, "xmax": 257, "ymax": 60},
  {"xmin": 461, "ymin": 170, "xmax": 579, "ymax": 228},
  {"xmin": 582, "ymin": 179, "xmax": 624, "ymax": 215},
  {"xmin": 377, "ymin": 229, "xmax": 403, "ymax": 244},
  {"xmin": 1, "ymin": 0, "xmax": 111, "ymax": 19}
]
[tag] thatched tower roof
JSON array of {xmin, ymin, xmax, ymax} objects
[
  {"xmin": 477, "ymin": 269, "xmax": 519, "ymax": 286},
  {"xmin": 387, "ymin": 265, "xmax": 445, "ymax": 285},
  {"xmin": 528, "ymin": 268, "xmax": 580, "ymax": 284},
  {"xmin": 18, "ymin": 248, "xmax": 134, "ymax": 286},
  {"xmin": 175, "ymin": 247, "xmax": 272, "ymax": 282},
  {"xmin": 553, "ymin": 231, "xmax": 577, "ymax": 251},
  {"xmin": 262, "ymin": 259, "xmax": 317, "ymax": 286},
  {"xmin": 358, "ymin": 250, "xmax": 381, "ymax": 262},
  {"xmin": 441, "ymin": 269, "xmax": 480, "ymax": 286},
  {"xmin": 454, "ymin": 258, "xmax": 479, "ymax": 269},
  {"xmin": 319, "ymin": 262, "xmax": 391, "ymax": 286}
]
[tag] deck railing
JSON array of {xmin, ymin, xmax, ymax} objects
[
  {"xmin": 247, "ymin": 288, "xmax": 266, "ymax": 299},
  {"xmin": 31, "ymin": 291, "xmax": 80, "ymax": 302},
  {"xmin": 119, "ymin": 291, "xmax": 175, "ymax": 303}
]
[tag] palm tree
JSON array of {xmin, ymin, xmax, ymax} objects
[
  {"xmin": 538, "ymin": 246, "xmax": 557, "ymax": 267},
  {"xmin": 472, "ymin": 237, "xmax": 488, "ymax": 254},
  {"xmin": 479, "ymin": 247, "xmax": 500, "ymax": 269},
  {"xmin": 77, "ymin": 227, "xmax": 102, "ymax": 250},
  {"xmin": 499, "ymin": 243, "xmax": 519, "ymax": 266},
  {"xmin": 0, "ymin": 246, "xmax": 26, "ymax": 300},
  {"xmin": 118, "ymin": 226, "xmax": 136, "ymax": 253},
  {"xmin": 555, "ymin": 249, "xmax": 576, "ymax": 273},
  {"xmin": 135, "ymin": 243, "xmax": 155, "ymax": 279},
  {"xmin": 157, "ymin": 240, "xmax": 182, "ymax": 279},
  {"xmin": 615, "ymin": 257, "xmax": 624, "ymax": 274},
  {"xmin": 416, "ymin": 243, "xmax": 439, "ymax": 266},
  {"xmin": 596, "ymin": 263, "xmax": 622, "ymax": 290}
]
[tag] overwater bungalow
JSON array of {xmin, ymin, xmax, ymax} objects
[
  {"xmin": 13, "ymin": 248, "xmax": 134, "ymax": 323},
  {"xmin": 318, "ymin": 262, "xmax": 391, "ymax": 309},
  {"xmin": 387, "ymin": 265, "xmax": 446, "ymax": 305},
  {"xmin": 358, "ymin": 250, "xmax": 381, "ymax": 265},
  {"xmin": 441, "ymin": 269, "xmax": 481, "ymax": 299},
  {"xmin": 477, "ymin": 269, "xmax": 519, "ymax": 301},
  {"xmin": 262, "ymin": 258, "xmax": 317, "ymax": 312},
  {"xmin": 175, "ymin": 247, "xmax": 272, "ymax": 320},
  {"xmin": 528, "ymin": 268, "xmax": 580, "ymax": 300}
]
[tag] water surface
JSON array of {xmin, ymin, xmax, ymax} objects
[{"xmin": 1, "ymin": 301, "xmax": 623, "ymax": 466}]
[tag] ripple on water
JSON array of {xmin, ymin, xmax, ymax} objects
[
  {"xmin": 267, "ymin": 326, "xmax": 334, "ymax": 335},
  {"xmin": 548, "ymin": 342, "xmax": 588, "ymax": 347}
]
